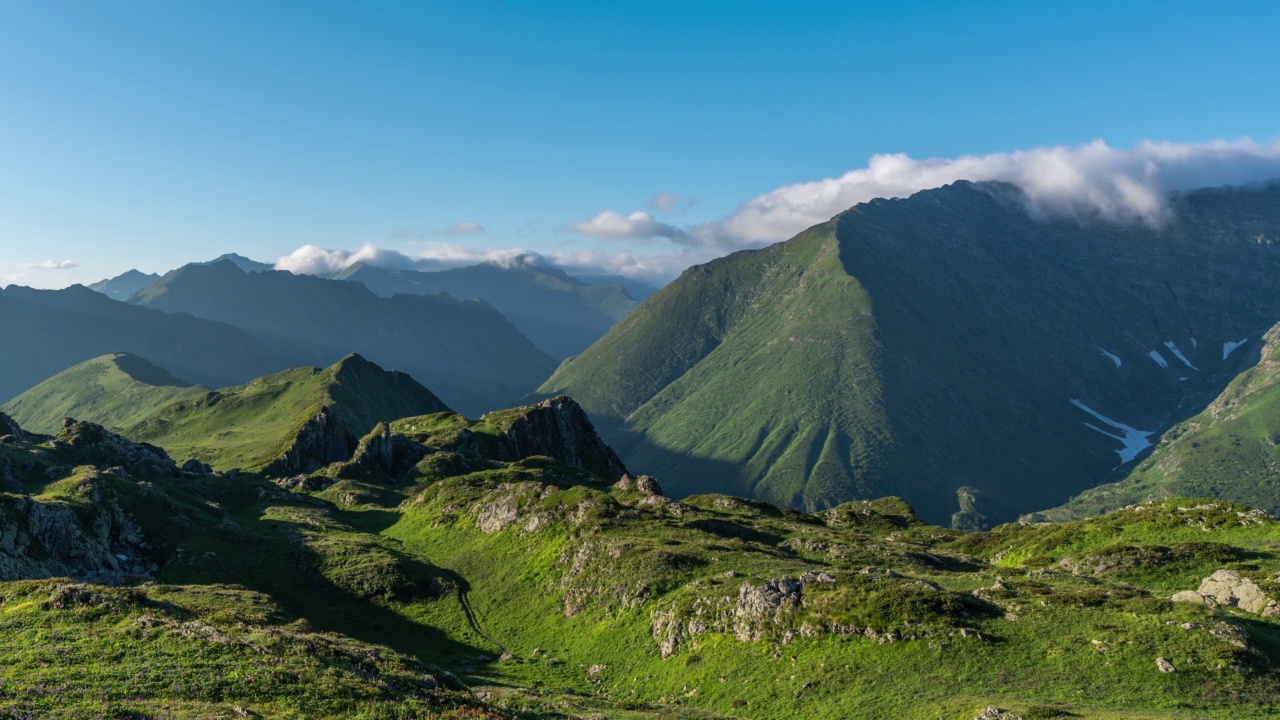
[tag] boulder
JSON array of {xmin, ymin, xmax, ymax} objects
[
  {"xmin": 1156, "ymin": 657, "xmax": 1176, "ymax": 673},
  {"xmin": 1190, "ymin": 569, "xmax": 1280, "ymax": 616},
  {"xmin": 1170, "ymin": 590, "xmax": 1211, "ymax": 606}
]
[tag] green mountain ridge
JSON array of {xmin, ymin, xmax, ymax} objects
[
  {"xmin": 1, "ymin": 353, "xmax": 205, "ymax": 435},
  {"xmin": 4, "ymin": 352, "xmax": 451, "ymax": 473},
  {"xmin": 539, "ymin": 180, "xmax": 1280, "ymax": 523}
]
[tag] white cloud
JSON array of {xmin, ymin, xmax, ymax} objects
[
  {"xmin": 280, "ymin": 139, "xmax": 1280, "ymax": 287},
  {"xmin": 275, "ymin": 243, "xmax": 419, "ymax": 275},
  {"xmin": 697, "ymin": 138, "xmax": 1280, "ymax": 245},
  {"xmin": 24, "ymin": 259, "xmax": 78, "ymax": 270},
  {"xmin": 274, "ymin": 242, "xmax": 544, "ymax": 276},
  {"xmin": 569, "ymin": 210, "xmax": 691, "ymax": 243}
]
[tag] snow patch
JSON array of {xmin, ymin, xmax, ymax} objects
[
  {"xmin": 1070, "ymin": 399, "xmax": 1155, "ymax": 465},
  {"xmin": 1163, "ymin": 341, "xmax": 1198, "ymax": 370},
  {"xmin": 1099, "ymin": 348, "xmax": 1122, "ymax": 368},
  {"xmin": 1147, "ymin": 350, "xmax": 1169, "ymax": 369},
  {"xmin": 1223, "ymin": 339, "xmax": 1249, "ymax": 360}
]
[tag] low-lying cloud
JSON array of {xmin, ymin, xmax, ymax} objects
[
  {"xmin": 25, "ymin": 259, "xmax": 78, "ymax": 270},
  {"xmin": 275, "ymin": 242, "xmax": 545, "ymax": 277},
  {"xmin": 280, "ymin": 139, "xmax": 1280, "ymax": 286},
  {"xmin": 698, "ymin": 139, "xmax": 1280, "ymax": 246}
]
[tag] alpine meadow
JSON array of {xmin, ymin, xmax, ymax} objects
[{"xmin": 4, "ymin": 3, "xmax": 1280, "ymax": 719}]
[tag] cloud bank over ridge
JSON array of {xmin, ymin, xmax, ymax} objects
[{"xmin": 278, "ymin": 139, "xmax": 1280, "ymax": 285}]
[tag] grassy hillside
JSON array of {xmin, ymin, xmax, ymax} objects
[
  {"xmin": 1, "ymin": 353, "xmax": 206, "ymax": 434},
  {"xmin": 127, "ymin": 353, "xmax": 450, "ymax": 471},
  {"xmin": 1042, "ymin": 322, "xmax": 1280, "ymax": 521},
  {"xmin": 540, "ymin": 181, "xmax": 1280, "ymax": 523},
  {"xmin": 131, "ymin": 259, "xmax": 557, "ymax": 416},
  {"xmin": 4, "ymin": 404, "xmax": 1280, "ymax": 717}
]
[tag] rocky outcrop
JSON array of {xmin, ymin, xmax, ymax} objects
[
  {"xmin": 974, "ymin": 708, "xmax": 1023, "ymax": 720},
  {"xmin": 733, "ymin": 578, "xmax": 803, "ymax": 641},
  {"xmin": 0, "ymin": 469, "xmax": 152, "ymax": 583},
  {"xmin": 264, "ymin": 407, "xmax": 354, "ymax": 476},
  {"xmin": 0, "ymin": 411, "xmax": 24, "ymax": 440},
  {"xmin": 334, "ymin": 423, "xmax": 430, "ymax": 482},
  {"xmin": 1173, "ymin": 569, "xmax": 1280, "ymax": 615},
  {"xmin": 494, "ymin": 397, "xmax": 628, "ymax": 481},
  {"xmin": 52, "ymin": 419, "xmax": 177, "ymax": 478},
  {"xmin": 613, "ymin": 473, "xmax": 664, "ymax": 497}
]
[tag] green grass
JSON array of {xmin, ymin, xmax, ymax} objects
[
  {"xmin": 1, "ymin": 353, "xmax": 205, "ymax": 434},
  {"xmin": 6, "ymin": 403, "xmax": 1280, "ymax": 718},
  {"xmin": 126, "ymin": 353, "xmax": 448, "ymax": 471}
]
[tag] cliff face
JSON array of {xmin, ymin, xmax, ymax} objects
[
  {"xmin": 265, "ymin": 407, "xmax": 355, "ymax": 476},
  {"xmin": 0, "ymin": 417, "xmax": 171, "ymax": 583},
  {"xmin": 492, "ymin": 396, "xmax": 629, "ymax": 482}
]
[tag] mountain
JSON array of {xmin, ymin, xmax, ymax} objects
[
  {"xmin": 0, "ymin": 284, "xmax": 300, "ymax": 404},
  {"xmin": 333, "ymin": 261, "xmax": 638, "ymax": 359},
  {"xmin": 1040, "ymin": 321, "xmax": 1280, "ymax": 520},
  {"xmin": 196, "ymin": 252, "xmax": 274, "ymax": 273},
  {"xmin": 539, "ymin": 180, "xmax": 1280, "ymax": 523},
  {"xmin": 86, "ymin": 269, "xmax": 162, "ymax": 300},
  {"xmin": 3, "ymin": 403, "xmax": 1279, "ymax": 717},
  {"xmin": 1, "ymin": 353, "xmax": 205, "ymax": 435},
  {"xmin": 129, "ymin": 260, "xmax": 558, "ymax": 416},
  {"xmin": 117, "ymin": 354, "xmax": 450, "ymax": 472}
]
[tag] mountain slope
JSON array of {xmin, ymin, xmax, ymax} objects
[
  {"xmin": 86, "ymin": 269, "xmax": 161, "ymax": 300},
  {"xmin": 0, "ymin": 284, "xmax": 299, "ymax": 404},
  {"xmin": 1, "ymin": 353, "xmax": 206, "ymax": 434},
  {"xmin": 334, "ymin": 261, "xmax": 638, "ymax": 359},
  {"xmin": 127, "ymin": 354, "xmax": 450, "ymax": 472},
  {"xmin": 1041, "ymin": 321, "xmax": 1280, "ymax": 520},
  {"xmin": 540, "ymin": 181, "xmax": 1280, "ymax": 523},
  {"xmin": 130, "ymin": 260, "xmax": 557, "ymax": 415}
]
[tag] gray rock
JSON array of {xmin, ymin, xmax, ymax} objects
[
  {"xmin": 1156, "ymin": 657, "xmax": 1176, "ymax": 673},
  {"xmin": 973, "ymin": 707, "xmax": 1023, "ymax": 720},
  {"xmin": 1171, "ymin": 590, "xmax": 1210, "ymax": 606},
  {"xmin": 1188, "ymin": 569, "xmax": 1280, "ymax": 615}
]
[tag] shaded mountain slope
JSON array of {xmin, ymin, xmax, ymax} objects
[
  {"xmin": 540, "ymin": 180, "xmax": 1280, "ymax": 523},
  {"xmin": 1042, "ymin": 320, "xmax": 1280, "ymax": 520},
  {"xmin": 86, "ymin": 269, "xmax": 161, "ymax": 300},
  {"xmin": 130, "ymin": 260, "xmax": 557, "ymax": 415},
  {"xmin": 0, "ymin": 284, "xmax": 297, "ymax": 404},
  {"xmin": 334, "ymin": 261, "xmax": 638, "ymax": 359}
]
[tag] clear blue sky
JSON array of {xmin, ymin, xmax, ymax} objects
[{"xmin": 2, "ymin": 0, "xmax": 1279, "ymax": 286}]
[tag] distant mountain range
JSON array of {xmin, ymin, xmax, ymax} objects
[
  {"xmin": 0, "ymin": 283, "xmax": 298, "ymax": 403},
  {"xmin": 88, "ymin": 254, "xmax": 645, "ymax": 360},
  {"xmin": 127, "ymin": 260, "xmax": 556, "ymax": 416},
  {"xmin": 331, "ymin": 261, "xmax": 637, "ymax": 358},
  {"xmin": 540, "ymin": 180, "xmax": 1280, "ymax": 524}
]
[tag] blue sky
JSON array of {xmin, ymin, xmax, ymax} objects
[{"xmin": 2, "ymin": 1, "xmax": 1280, "ymax": 287}]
